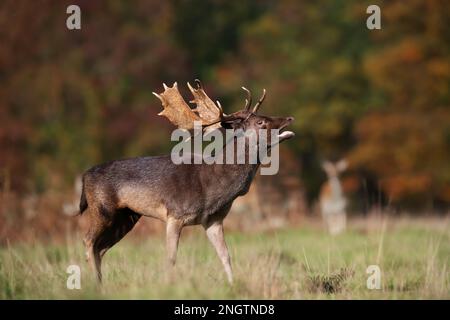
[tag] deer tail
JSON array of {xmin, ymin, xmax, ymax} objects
[{"xmin": 79, "ymin": 176, "xmax": 88, "ymax": 215}]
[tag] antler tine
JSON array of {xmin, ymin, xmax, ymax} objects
[
  {"xmin": 216, "ymin": 100, "xmax": 223, "ymax": 114},
  {"xmin": 241, "ymin": 87, "xmax": 252, "ymax": 111},
  {"xmin": 152, "ymin": 92, "xmax": 162, "ymax": 101},
  {"xmin": 252, "ymin": 89, "xmax": 266, "ymax": 113},
  {"xmin": 195, "ymin": 79, "xmax": 203, "ymax": 89}
]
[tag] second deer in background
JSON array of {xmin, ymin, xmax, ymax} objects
[{"xmin": 319, "ymin": 159, "xmax": 348, "ymax": 235}]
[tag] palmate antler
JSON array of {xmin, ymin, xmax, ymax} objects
[
  {"xmin": 152, "ymin": 80, "xmax": 224, "ymax": 130},
  {"xmin": 153, "ymin": 80, "xmax": 267, "ymax": 130}
]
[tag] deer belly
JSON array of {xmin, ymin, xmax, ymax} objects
[{"xmin": 117, "ymin": 187, "xmax": 168, "ymax": 221}]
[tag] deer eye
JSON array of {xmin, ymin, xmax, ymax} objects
[{"xmin": 257, "ymin": 120, "xmax": 264, "ymax": 125}]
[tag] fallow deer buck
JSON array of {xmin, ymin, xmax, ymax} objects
[
  {"xmin": 79, "ymin": 80, "xmax": 294, "ymax": 283},
  {"xmin": 319, "ymin": 159, "xmax": 348, "ymax": 235}
]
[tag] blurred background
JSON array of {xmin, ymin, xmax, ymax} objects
[{"xmin": 0, "ymin": 0, "xmax": 449, "ymax": 243}]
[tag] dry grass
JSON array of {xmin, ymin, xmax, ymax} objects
[
  {"xmin": 0, "ymin": 216, "xmax": 449, "ymax": 299},
  {"xmin": 307, "ymin": 268, "xmax": 355, "ymax": 294}
]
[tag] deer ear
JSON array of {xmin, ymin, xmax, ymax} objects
[
  {"xmin": 321, "ymin": 161, "xmax": 333, "ymax": 171},
  {"xmin": 336, "ymin": 159, "xmax": 348, "ymax": 172}
]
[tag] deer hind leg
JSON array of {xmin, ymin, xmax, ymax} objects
[
  {"xmin": 96, "ymin": 208, "xmax": 141, "ymax": 257},
  {"xmin": 204, "ymin": 221, "xmax": 233, "ymax": 284},
  {"xmin": 85, "ymin": 207, "xmax": 141, "ymax": 282},
  {"xmin": 84, "ymin": 205, "xmax": 112, "ymax": 283}
]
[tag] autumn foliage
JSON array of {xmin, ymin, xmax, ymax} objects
[{"xmin": 0, "ymin": 0, "xmax": 449, "ymax": 215}]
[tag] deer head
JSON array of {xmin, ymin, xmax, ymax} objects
[
  {"xmin": 220, "ymin": 86, "xmax": 295, "ymax": 146},
  {"xmin": 322, "ymin": 159, "xmax": 348, "ymax": 179},
  {"xmin": 152, "ymin": 80, "xmax": 295, "ymax": 148}
]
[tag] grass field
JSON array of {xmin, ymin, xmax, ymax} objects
[{"xmin": 0, "ymin": 216, "xmax": 449, "ymax": 299}]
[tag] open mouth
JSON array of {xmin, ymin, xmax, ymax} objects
[
  {"xmin": 278, "ymin": 130, "xmax": 295, "ymax": 140},
  {"xmin": 277, "ymin": 120, "xmax": 295, "ymax": 141}
]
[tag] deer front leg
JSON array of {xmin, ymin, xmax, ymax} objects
[
  {"xmin": 204, "ymin": 221, "xmax": 233, "ymax": 284},
  {"xmin": 166, "ymin": 217, "xmax": 183, "ymax": 266}
]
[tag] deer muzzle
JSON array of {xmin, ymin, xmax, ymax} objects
[{"xmin": 277, "ymin": 116, "xmax": 295, "ymax": 142}]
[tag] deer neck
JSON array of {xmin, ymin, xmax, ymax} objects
[
  {"xmin": 328, "ymin": 176, "xmax": 343, "ymax": 198},
  {"xmin": 207, "ymin": 137, "xmax": 260, "ymax": 199}
]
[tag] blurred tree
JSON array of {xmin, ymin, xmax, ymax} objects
[
  {"xmin": 351, "ymin": 0, "xmax": 450, "ymax": 209},
  {"xmin": 212, "ymin": 0, "xmax": 372, "ymax": 203},
  {"xmin": 212, "ymin": 0, "xmax": 450, "ymax": 209},
  {"xmin": 170, "ymin": 0, "xmax": 265, "ymax": 74},
  {"xmin": 0, "ymin": 0, "xmax": 448, "ymax": 211},
  {"xmin": 0, "ymin": 1, "xmax": 190, "ymax": 192}
]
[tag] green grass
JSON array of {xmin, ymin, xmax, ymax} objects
[{"xmin": 0, "ymin": 217, "xmax": 449, "ymax": 299}]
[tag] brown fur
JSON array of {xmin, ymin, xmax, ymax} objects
[{"xmin": 80, "ymin": 97, "xmax": 294, "ymax": 283}]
